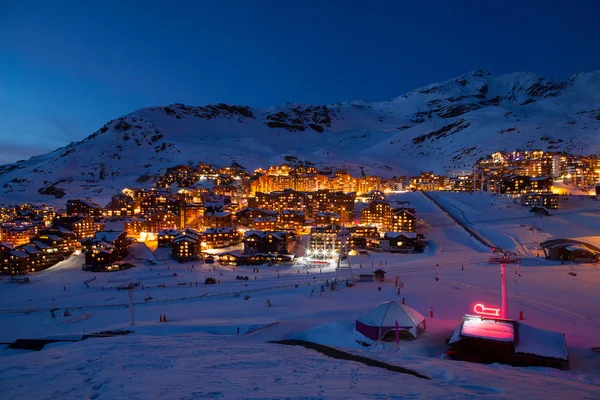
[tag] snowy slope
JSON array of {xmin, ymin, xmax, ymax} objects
[
  {"xmin": 2, "ymin": 192, "xmax": 600, "ymax": 398},
  {"xmin": 2, "ymin": 69, "xmax": 600, "ymax": 203}
]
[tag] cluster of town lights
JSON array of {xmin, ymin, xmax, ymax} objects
[{"xmin": 304, "ymin": 249, "xmax": 338, "ymax": 258}]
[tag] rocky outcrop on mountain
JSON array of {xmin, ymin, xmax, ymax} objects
[{"xmin": 264, "ymin": 105, "xmax": 334, "ymax": 132}]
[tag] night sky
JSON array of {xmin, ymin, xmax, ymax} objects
[{"xmin": 1, "ymin": 0, "xmax": 599, "ymax": 164}]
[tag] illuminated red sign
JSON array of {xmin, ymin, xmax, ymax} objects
[{"xmin": 473, "ymin": 303, "xmax": 501, "ymax": 317}]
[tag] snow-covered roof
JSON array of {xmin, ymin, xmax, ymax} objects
[
  {"xmin": 31, "ymin": 241, "xmax": 51, "ymax": 249},
  {"xmin": 158, "ymin": 229, "xmax": 180, "ymax": 236},
  {"xmin": 253, "ymin": 217, "xmax": 276, "ymax": 222},
  {"xmin": 218, "ymin": 250, "xmax": 244, "ymax": 257},
  {"xmin": 173, "ymin": 236, "xmax": 199, "ymax": 244},
  {"xmin": 358, "ymin": 301, "xmax": 425, "ymax": 332},
  {"xmin": 94, "ymin": 231, "xmax": 124, "ymax": 243},
  {"xmin": 515, "ymin": 322, "xmax": 568, "ymax": 361},
  {"xmin": 203, "ymin": 227, "xmax": 236, "ymax": 234},
  {"xmin": 384, "ymin": 232, "xmax": 417, "ymax": 239},
  {"xmin": 56, "ymin": 226, "xmax": 75, "ymax": 234},
  {"xmin": 316, "ymin": 211, "xmax": 340, "ymax": 218},
  {"xmin": 21, "ymin": 245, "xmax": 40, "ymax": 255},
  {"xmin": 71, "ymin": 198, "xmax": 101, "ymax": 209},
  {"xmin": 460, "ymin": 318, "xmax": 515, "ymax": 342},
  {"xmin": 9, "ymin": 250, "xmax": 29, "ymax": 258},
  {"xmin": 244, "ymin": 230, "xmax": 264, "ymax": 238},
  {"xmin": 565, "ymin": 244, "xmax": 596, "ymax": 253},
  {"xmin": 267, "ymin": 232, "xmax": 286, "ymax": 240},
  {"xmin": 97, "ymin": 247, "xmax": 114, "ymax": 254},
  {"xmin": 244, "ymin": 230, "xmax": 286, "ymax": 240},
  {"xmin": 281, "ymin": 210, "xmax": 304, "ymax": 216},
  {"xmin": 394, "ymin": 209, "xmax": 415, "ymax": 217}
]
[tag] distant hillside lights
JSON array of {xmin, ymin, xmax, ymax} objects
[
  {"xmin": 404, "ymin": 150, "xmax": 600, "ymax": 195},
  {"xmin": 249, "ymin": 164, "xmax": 385, "ymax": 196}
]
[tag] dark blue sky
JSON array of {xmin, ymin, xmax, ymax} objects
[{"xmin": 1, "ymin": 0, "xmax": 599, "ymax": 163}]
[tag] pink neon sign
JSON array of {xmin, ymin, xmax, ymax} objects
[{"xmin": 473, "ymin": 303, "xmax": 501, "ymax": 317}]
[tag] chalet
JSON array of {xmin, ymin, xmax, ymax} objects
[
  {"xmin": 157, "ymin": 229, "xmax": 181, "ymax": 247},
  {"xmin": 360, "ymin": 201, "xmax": 417, "ymax": 233},
  {"xmin": 28, "ymin": 240, "xmax": 64, "ymax": 269},
  {"xmin": 309, "ymin": 224, "xmax": 341, "ymax": 257},
  {"xmin": 66, "ymin": 199, "xmax": 103, "ymax": 218},
  {"xmin": 52, "ymin": 216, "xmax": 102, "ymax": 240},
  {"xmin": 520, "ymin": 193, "xmax": 559, "ymax": 210},
  {"xmin": 243, "ymin": 231, "xmax": 288, "ymax": 255},
  {"xmin": 368, "ymin": 190, "xmax": 386, "ymax": 202},
  {"xmin": 235, "ymin": 208, "xmax": 278, "ymax": 226},
  {"xmin": 250, "ymin": 189, "xmax": 307, "ymax": 213},
  {"xmin": 34, "ymin": 233, "xmax": 69, "ymax": 255},
  {"xmin": 366, "ymin": 237, "xmax": 389, "ymax": 252},
  {"xmin": 385, "ymin": 232, "xmax": 422, "ymax": 253},
  {"xmin": 39, "ymin": 227, "xmax": 79, "ymax": 252},
  {"xmin": 252, "ymin": 216, "xmax": 277, "ymax": 231},
  {"xmin": 213, "ymin": 184, "xmax": 237, "ymax": 197},
  {"xmin": 18, "ymin": 242, "xmax": 63, "ymax": 271},
  {"xmin": 139, "ymin": 193, "xmax": 179, "ymax": 217},
  {"xmin": 172, "ymin": 230, "xmax": 202, "ymax": 262},
  {"xmin": 366, "ymin": 232, "xmax": 424, "ymax": 254},
  {"xmin": 500, "ymin": 175, "xmax": 552, "ymax": 194},
  {"xmin": 360, "ymin": 200, "xmax": 392, "ymax": 230},
  {"xmin": 450, "ymin": 176, "xmax": 481, "ymax": 192},
  {"xmin": 0, "ymin": 223, "xmax": 38, "ymax": 246},
  {"xmin": 83, "ymin": 231, "xmax": 128, "ymax": 270},
  {"xmin": 391, "ymin": 209, "xmax": 416, "ymax": 232},
  {"xmin": 347, "ymin": 236, "xmax": 367, "ymax": 250},
  {"xmin": 314, "ymin": 211, "xmax": 340, "ymax": 226},
  {"xmin": 177, "ymin": 202, "xmax": 204, "ymax": 228},
  {"xmin": 217, "ymin": 250, "xmax": 244, "ymax": 266},
  {"xmin": 0, "ymin": 242, "xmax": 13, "ymax": 274},
  {"xmin": 145, "ymin": 211, "xmax": 179, "ymax": 234},
  {"xmin": 202, "ymin": 227, "xmax": 241, "ymax": 248},
  {"xmin": 178, "ymin": 187, "xmax": 210, "ymax": 204},
  {"xmin": 204, "ymin": 211, "xmax": 233, "ymax": 228},
  {"xmin": 276, "ymin": 210, "xmax": 305, "ymax": 229},
  {"xmin": 124, "ymin": 217, "xmax": 145, "ymax": 237},
  {"xmin": 349, "ymin": 225, "xmax": 379, "ymax": 239},
  {"xmin": 104, "ymin": 194, "xmax": 136, "ymax": 217},
  {"xmin": 7, "ymin": 249, "xmax": 29, "ymax": 275},
  {"xmin": 328, "ymin": 191, "xmax": 355, "ymax": 223}
]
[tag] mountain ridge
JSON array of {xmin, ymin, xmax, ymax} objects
[{"xmin": 2, "ymin": 69, "xmax": 600, "ymax": 204}]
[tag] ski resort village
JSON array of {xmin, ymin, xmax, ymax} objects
[{"xmin": 1, "ymin": 152, "xmax": 600, "ymax": 398}]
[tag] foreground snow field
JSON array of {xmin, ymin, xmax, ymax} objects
[{"xmin": 1, "ymin": 191, "xmax": 600, "ymax": 398}]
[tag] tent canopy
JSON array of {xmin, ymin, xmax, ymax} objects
[{"xmin": 356, "ymin": 301, "xmax": 426, "ymax": 340}]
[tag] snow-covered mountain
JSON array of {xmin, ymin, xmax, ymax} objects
[{"xmin": 2, "ymin": 69, "xmax": 600, "ymax": 203}]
